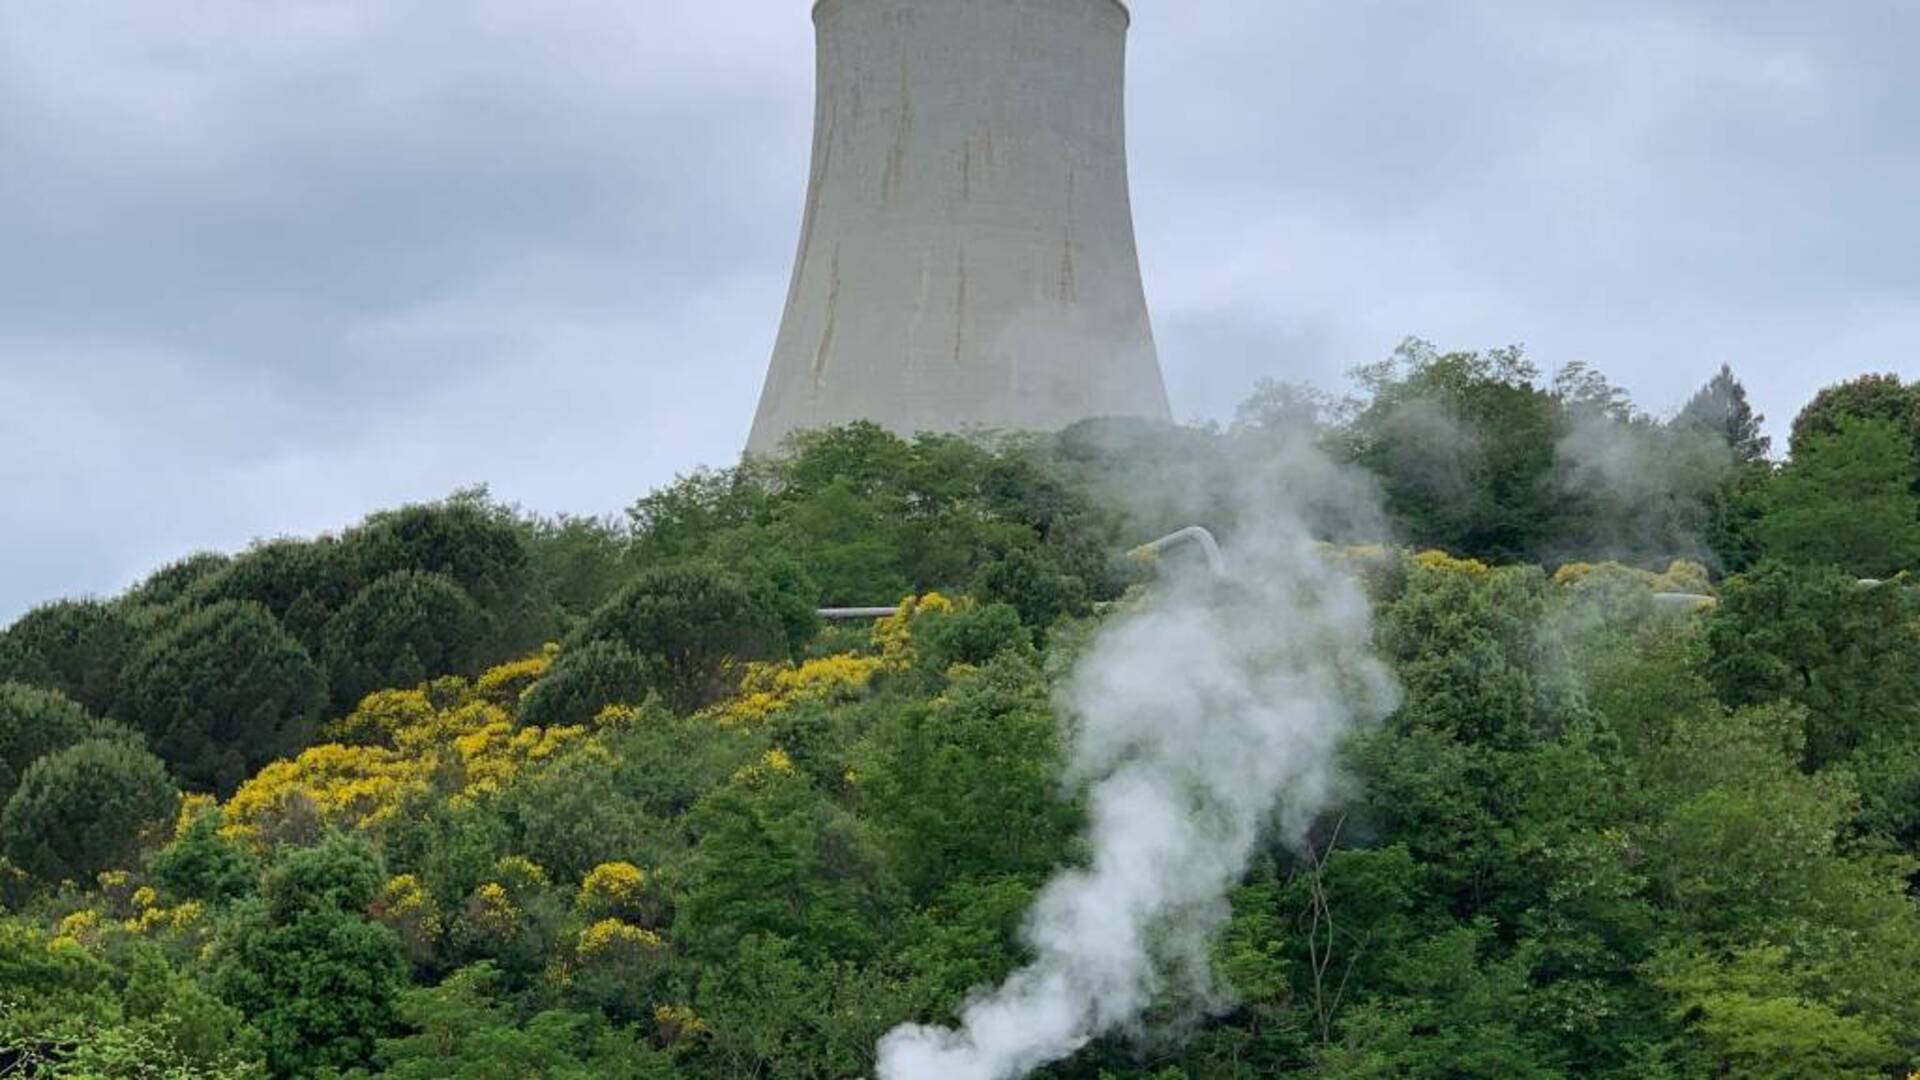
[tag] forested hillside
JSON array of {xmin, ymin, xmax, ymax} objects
[{"xmin": 2, "ymin": 349, "xmax": 1918, "ymax": 1078}]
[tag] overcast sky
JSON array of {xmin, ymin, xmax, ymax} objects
[{"xmin": 3, "ymin": 0, "xmax": 1916, "ymax": 621}]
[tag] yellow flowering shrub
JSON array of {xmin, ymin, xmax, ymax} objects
[
  {"xmin": 579, "ymin": 862, "xmax": 645, "ymax": 910},
  {"xmin": 373, "ymin": 874, "xmax": 442, "ymax": 959},
  {"xmin": 594, "ymin": 703, "xmax": 641, "ymax": 728},
  {"xmin": 1317, "ymin": 543, "xmax": 1396, "ymax": 580},
  {"xmin": 491, "ymin": 856, "xmax": 550, "ymax": 894},
  {"xmin": 707, "ymin": 653, "xmax": 884, "ymax": 728},
  {"xmin": 731, "ymin": 748, "xmax": 798, "ymax": 787},
  {"xmin": 1553, "ymin": 559, "xmax": 1715, "ymax": 595},
  {"xmin": 463, "ymin": 882, "xmax": 519, "ymax": 939},
  {"xmin": 576, "ymin": 918, "xmax": 662, "ymax": 962},
  {"xmin": 1412, "ymin": 550, "xmax": 1492, "ymax": 576},
  {"xmin": 1655, "ymin": 560, "xmax": 1713, "ymax": 594},
  {"xmin": 55, "ymin": 909, "xmax": 100, "ymax": 945},
  {"xmin": 452, "ymin": 720, "xmax": 591, "ymax": 798},
  {"xmin": 394, "ymin": 701, "xmax": 512, "ymax": 754},
  {"xmin": 225, "ymin": 687, "xmax": 595, "ymax": 848},
  {"xmin": 174, "ymin": 793, "xmax": 219, "ymax": 840},
  {"xmin": 654, "ymin": 1004, "xmax": 708, "ymax": 1047},
  {"xmin": 166, "ymin": 901, "xmax": 206, "ymax": 933},
  {"xmin": 131, "ymin": 886, "xmax": 158, "ymax": 911},
  {"xmin": 120, "ymin": 897, "xmax": 209, "ymax": 939},
  {"xmin": 872, "ymin": 592, "xmax": 957, "ymax": 666},
  {"xmin": 221, "ymin": 743, "xmax": 426, "ymax": 846},
  {"xmin": 326, "ymin": 688, "xmax": 439, "ymax": 746},
  {"xmin": 473, "ymin": 646, "xmax": 558, "ymax": 706},
  {"xmin": 1552, "ymin": 561, "xmax": 1598, "ymax": 586},
  {"xmin": 323, "ymin": 649, "xmax": 559, "ymax": 746}
]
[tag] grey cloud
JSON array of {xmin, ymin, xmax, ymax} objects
[{"xmin": 3, "ymin": 0, "xmax": 1917, "ymax": 620}]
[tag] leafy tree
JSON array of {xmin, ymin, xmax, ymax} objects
[
  {"xmin": 209, "ymin": 834, "xmax": 408, "ymax": 1078},
  {"xmin": 346, "ymin": 495, "xmax": 552, "ymax": 654},
  {"xmin": 628, "ymin": 467, "xmax": 772, "ymax": 566},
  {"xmin": 190, "ymin": 537, "xmax": 362, "ymax": 657},
  {"xmin": 114, "ymin": 600, "xmax": 327, "ymax": 794},
  {"xmin": 861, "ymin": 658, "xmax": 1072, "ymax": 900},
  {"xmin": 677, "ymin": 753, "xmax": 891, "ymax": 963},
  {"xmin": 1675, "ymin": 363, "xmax": 1771, "ymax": 463},
  {"xmin": 124, "ymin": 552, "xmax": 234, "ymax": 610},
  {"xmin": 517, "ymin": 640, "xmax": 650, "ymax": 729},
  {"xmin": 150, "ymin": 808, "xmax": 259, "ymax": 904},
  {"xmin": 1310, "ymin": 923, "xmax": 1564, "ymax": 1078},
  {"xmin": 577, "ymin": 566, "xmax": 789, "ymax": 712},
  {"xmin": 320, "ymin": 571, "xmax": 488, "ymax": 710},
  {"xmin": 1703, "ymin": 459, "xmax": 1774, "ymax": 575},
  {"xmin": 0, "ymin": 933, "xmax": 265, "ymax": 1079},
  {"xmin": 0, "ymin": 599, "xmax": 137, "ymax": 715},
  {"xmin": 0, "ymin": 738, "xmax": 177, "ymax": 882},
  {"xmin": 1788, "ymin": 372, "xmax": 1918, "ymax": 461},
  {"xmin": 1652, "ymin": 947, "xmax": 1903, "ymax": 1080},
  {"xmin": 0, "ymin": 682, "xmax": 129, "ymax": 804},
  {"xmin": 519, "ymin": 513, "xmax": 631, "ymax": 626},
  {"xmin": 692, "ymin": 933, "xmax": 902, "ymax": 1080},
  {"xmin": 1705, "ymin": 561, "xmax": 1920, "ymax": 773},
  {"xmin": 1345, "ymin": 341, "xmax": 1563, "ymax": 561},
  {"xmin": 1760, "ymin": 417, "xmax": 1920, "ymax": 577},
  {"xmin": 972, "ymin": 546, "xmax": 1094, "ymax": 630},
  {"xmin": 374, "ymin": 963, "xmax": 672, "ymax": 1079},
  {"xmin": 909, "ymin": 602, "xmax": 1033, "ymax": 671},
  {"xmin": 508, "ymin": 748, "xmax": 670, "ymax": 882}
]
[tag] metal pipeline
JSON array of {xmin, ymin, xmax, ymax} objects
[{"xmin": 1129, "ymin": 526, "xmax": 1226, "ymax": 579}]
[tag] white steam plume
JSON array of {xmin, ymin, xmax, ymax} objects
[{"xmin": 876, "ymin": 440, "xmax": 1398, "ymax": 1080}]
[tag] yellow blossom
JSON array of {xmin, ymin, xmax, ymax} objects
[
  {"xmin": 1552, "ymin": 561, "xmax": 1598, "ymax": 586},
  {"xmin": 576, "ymin": 918, "xmax": 662, "ymax": 961},
  {"xmin": 327, "ymin": 688, "xmax": 439, "ymax": 746},
  {"xmin": 1412, "ymin": 550, "xmax": 1492, "ymax": 576},
  {"xmin": 731, "ymin": 748, "xmax": 799, "ymax": 787},
  {"xmin": 174, "ymin": 793, "xmax": 219, "ymax": 839},
  {"xmin": 579, "ymin": 862, "xmax": 646, "ymax": 911},
  {"xmin": 465, "ymin": 882, "xmax": 519, "ymax": 937},
  {"xmin": 131, "ymin": 886, "xmax": 158, "ymax": 910},
  {"xmin": 871, "ymin": 592, "xmax": 957, "ymax": 665},
  {"xmin": 594, "ymin": 703, "xmax": 640, "ymax": 728},
  {"xmin": 492, "ymin": 856, "xmax": 550, "ymax": 892},
  {"xmin": 708, "ymin": 653, "xmax": 884, "ymax": 728},
  {"xmin": 654, "ymin": 1003, "xmax": 708, "ymax": 1045},
  {"xmin": 1656, "ymin": 559, "xmax": 1713, "ymax": 594},
  {"xmin": 473, "ymin": 647, "xmax": 558, "ymax": 706},
  {"xmin": 373, "ymin": 874, "xmax": 442, "ymax": 948},
  {"xmin": 221, "ymin": 742, "xmax": 426, "ymax": 847},
  {"xmin": 55, "ymin": 910, "xmax": 99, "ymax": 944}
]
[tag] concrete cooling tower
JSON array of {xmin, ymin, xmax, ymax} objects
[{"xmin": 747, "ymin": 0, "xmax": 1172, "ymax": 454}]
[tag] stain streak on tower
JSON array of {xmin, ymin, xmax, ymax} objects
[{"xmin": 748, "ymin": 0, "xmax": 1171, "ymax": 453}]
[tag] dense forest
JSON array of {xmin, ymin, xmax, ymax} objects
[{"xmin": 3, "ymin": 344, "xmax": 1918, "ymax": 1078}]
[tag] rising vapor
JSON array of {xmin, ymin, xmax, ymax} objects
[{"xmin": 876, "ymin": 444, "xmax": 1399, "ymax": 1080}]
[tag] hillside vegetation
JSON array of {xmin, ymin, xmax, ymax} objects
[{"xmin": 2, "ymin": 351, "xmax": 1918, "ymax": 1078}]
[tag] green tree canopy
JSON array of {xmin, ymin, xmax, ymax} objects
[
  {"xmin": 209, "ymin": 834, "xmax": 407, "ymax": 1078},
  {"xmin": 0, "ymin": 738, "xmax": 177, "ymax": 883},
  {"xmin": 575, "ymin": 566, "xmax": 789, "ymax": 713},
  {"xmin": 1676, "ymin": 363, "xmax": 1771, "ymax": 464},
  {"xmin": 0, "ymin": 599, "xmax": 137, "ymax": 716},
  {"xmin": 320, "ymin": 571, "xmax": 489, "ymax": 711},
  {"xmin": 516, "ymin": 640, "xmax": 649, "ymax": 730},
  {"xmin": 114, "ymin": 600, "xmax": 327, "ymax": 795},
  {"xmin": 1788, "ymin": 372, "xmax": 1918, "ymax": 460},
  {"xmin": 1761, "ymin": 417, "xmax": 1920, "ymax": 578},
  {"xmin": 0, "ymin": 682, "xmax": 129, "ymax": 805}
]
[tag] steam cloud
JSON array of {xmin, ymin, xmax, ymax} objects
[{"xmin": 875, "ymin": 439, "xmax": 1399, "ymax": 1080}]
